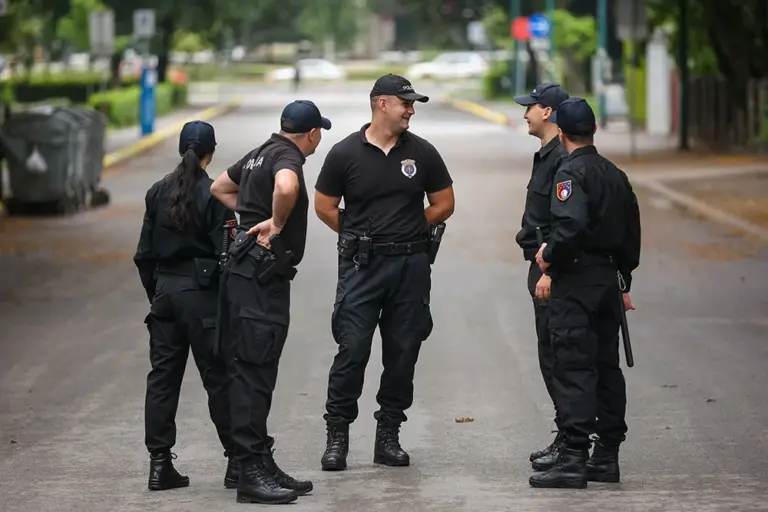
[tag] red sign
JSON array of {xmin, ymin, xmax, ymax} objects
[{"xmin": 511, "ymin": 16, "xmax": 530, "ymax": 41}]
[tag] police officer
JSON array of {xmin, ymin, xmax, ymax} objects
[
  {"xmin": 210, "ymin": 100, "xmax": 331, "ymax": 504},
  {"xmin": 313, "ymin": 74, "xmax": 455, "ymax": 471},
  {"xmin": 531, "ymin": 98, "xmax": 640, "ymax": 488},
  {"xmin": 512, "ymin": 83, "xmax": 570, "ymax": 471},
  {"xmin": 133, "ymin": 121, "xmax": 236, "ymax": 491}
]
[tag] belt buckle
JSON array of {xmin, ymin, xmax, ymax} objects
[{"xmin": 386, "ymin": 242, "xmax": 396, "ymax": 254}]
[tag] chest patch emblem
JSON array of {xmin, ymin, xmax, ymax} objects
[
  {"xmin": 401, "ymin": 159, "xmax": 417, "ymax": 178},
  {"xmin": 556, "ymin": 180, "xmax": 572, "ymax": 201}
]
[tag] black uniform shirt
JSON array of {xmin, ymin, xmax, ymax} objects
[
  {"xmin": 315, "ymin": 124, "xmax": 453, "ymax": 243},
  {"xmin": 542, "ymin": 145, "xmax": 641, "ymax": 292},
  {"xmin": 133, "ymin": 170, "xmax": 235, "ymax": 300},
  {"xmin": 226, "ymin": 133, "xmax": 309, "ymax": 265},
  {"xmin": 516, "ymin": 135, "xmax": 568, "ymax": 261}
]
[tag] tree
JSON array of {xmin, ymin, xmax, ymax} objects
[{"xmin": 56, "ymin": 0, "xmax": 106, "ymax": 53}]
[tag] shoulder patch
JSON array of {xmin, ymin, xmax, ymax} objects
[{"xmin": 556, "ymin": 180, "xmax": 572, "ymax": 201}]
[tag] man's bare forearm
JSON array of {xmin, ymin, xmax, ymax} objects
[
  {"xmin": 216, "ymin": 192, "xmax": 238, "ymax": 212},
  {"xmin": 425, "ymin": 204, "xmax": 453, "ymax": 225},
  {"xmin": 317, "ymin": 206, "xmax": 341, "ymax": 232},
  {"xmin": 272, "ymin": 184, "xmax": 298, "ymax": 229}
]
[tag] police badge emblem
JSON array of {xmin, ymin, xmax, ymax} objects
[
  {"xmin": 401, "ymin": 159, "xmax": 417, "ymax": 178},
  {"xmin": 555, "ymin": 180, "xmax": 572, "ymax": 201},
  {"xmin": 225, "ymin": 219, "xmax": 238, "ymax": 240}
]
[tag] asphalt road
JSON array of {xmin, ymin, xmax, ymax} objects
[{"xmin": 1, "ymin": 83, "xmax": 767, "ymax": 511}]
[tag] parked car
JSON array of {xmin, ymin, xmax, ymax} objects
[
  {"xmin": 268, "ymin": 58, "xmax": 346, "ymax": 81},
  {"xmin": 406, "ymin": 51, "xmax": 489, "ymax": 80}
]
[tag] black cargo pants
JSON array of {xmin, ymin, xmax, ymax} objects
[
  {"xmin": 324, "ymin": 251, "xmax": 433, "ymax": 428},
  {"xmin": 220, "ymin": 240, "xmax": 291, "ymax": 463},
  {"xmin": 548, "ymin": 262, "xmax": 628, "ymax": 450},
  {"xmin": 144, "ymin": 269, "xmax": 232, "ymax": 457},
  {"xmin": 527, "ymin": 262, "xmax": 561, "ymax": 430}
]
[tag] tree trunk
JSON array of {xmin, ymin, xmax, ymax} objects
[{"xmin": 156, "ymin": 15, "xmax": 175, "ymax": 83}]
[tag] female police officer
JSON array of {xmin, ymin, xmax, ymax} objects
[{"xmin": 133, "ymin": 121, "xmax": 238, "ymax": 491}]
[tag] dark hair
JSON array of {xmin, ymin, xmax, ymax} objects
[
  {"xmin": 166, "ymin": 145, "xmax": 207, "ymax": 232},
  {"xmin": 564, "ymin": 133, "xmax": 594, "ymax": 145}
]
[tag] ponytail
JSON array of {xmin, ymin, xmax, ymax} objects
[{"xmin": 166, "ymin": 147, "xmax": 204, "ymax": 232}]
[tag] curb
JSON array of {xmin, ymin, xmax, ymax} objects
[
  {"xmin": 441, "ymin": 93, "xmax": 768, "ymax": 244},
  {"xmin": 440, "ymin": 93, "xmax": 513, "ymax": 127},
  {"xmin": 102, "ymin": 100, "xmax": 241, "ymax": 174},
  {"xmin": 633, "ymin": 177, "xmax": 768, "ymax": 243}
]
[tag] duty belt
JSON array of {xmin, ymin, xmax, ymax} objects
[
  {"xmin": 573, "ymin": 252, "xmax": 614, "ymax": 266},
  {"xmin": 371, "ymin": 240, "xmax": 429, "ymax": 255}
]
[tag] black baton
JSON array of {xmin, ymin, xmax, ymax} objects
[
  {"xmin": 213, "ymin": 222, "xmax": 233, "ymax": 357},
  {"xmin": 535, "ymin": 227, "xmax": 544, "ymax": 247},
  {"xmin": 617, "ymin": 271, "xmax": 634, "ymax": 367}
]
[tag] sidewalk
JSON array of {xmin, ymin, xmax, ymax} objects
[
  {"xmin": 105, "ymin": 108, "xmax": 204, "ymax": 154},
  {"xmin": 441, "ymin": 90, "xmax": 768, "ymax": 243}
]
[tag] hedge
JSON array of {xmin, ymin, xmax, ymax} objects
[
  {"xmin": 1, "ymin": 75, "xmax": 139, "ymax": 104},
  {"xmin": 89, "ymin": 82, "xmax": 189, "ymax": 127}
]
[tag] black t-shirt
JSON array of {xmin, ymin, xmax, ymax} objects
[
  {"xmin": 315, "ymin": 124, "xmax": 453, "ymax": 243},
  {"xmin": 226, "ymin": 133, "xmax": 308, "ymax": 265}
]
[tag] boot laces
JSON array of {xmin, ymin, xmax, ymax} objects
[
  {"xmin": 244, "ymin": 459, "xmax": 282, "ymax": 490},
  {"xmin": 266, "ymin": 450, "xmax": 298, "ymax": 485},
  {"xmin": 326, "ymin": 429, "xmax": 347, "ymax": 451},
  {"xmin": 378, "ymin": 428, "xmax": 401, "ymax": 451}
]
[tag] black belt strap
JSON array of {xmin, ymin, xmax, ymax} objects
[{"xmin": 371, "ymin": 240, "xmax": 429, "ymax": 255}]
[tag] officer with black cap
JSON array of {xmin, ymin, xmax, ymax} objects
[
  {"xmin": 210, "ymin": 100, "xmax": 331, "ymax": 504},
  {"xmin": 133, "ymin": 120, "xmax": 237, "ymax": 492},
  {"xmin": 314, "ymin": 74, "xmax": 455, "ymax": 471},
  {"xmin": 512, "ymin": 83, "xmax": 571, "ymax": 471},
  {"xmin": 530, "ymin": 97, "xmax": 641, "ymax": 489}
]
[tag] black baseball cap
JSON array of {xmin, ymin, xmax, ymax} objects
[
  {"xmin": 280, "ymin": 100, "xmax": 332, "ymax": 133},
  {"xmin": 370, "ymin": 74, "xmax": 429, "ymax": 103},
  {"xmin": 179, "ymin": 120, "xmax": 216, "ymax": 157},
  {"xmin": 550, "ymin": 97, "xmax": 597, "ymax": 137},
  {"xmin": 514, "ymin": 83, "xmax": 569, "ymax": 109}
]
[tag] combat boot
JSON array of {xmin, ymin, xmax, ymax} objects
[
  {"xmin": 586, "ymin": 443, "xmax": 620, "ymax": 483},
  {"xmin": 321, "ymin": 425, "xmax": 349, "ymax": 471},
  {"xmin": 265, "ymin": 449, "xmax": 313, "ymax": 495},
  {"xmin": 531, "ymin": 433, "xmax": 566, "ymax": 471},
  {"xmin": 224, "ymin": 455, "xmax": 239, "ymax": 489},
  {"xmin": 529, "ymin": 447, "xmax": 589, "ymax": 489},
  {"xmin": 373, "ymin": 423, "xmax": 410, "ymax": 467},
  {"xmin": 236, "ymin": 456, "xmax": 299, "ymax": 504},
  {"xmin": 529, "ymin": 430, "xmax": 563, "ymax": 462},
  {"xmin": 148, "ymin": 452, "xmax": 190, "ymax": 491}
]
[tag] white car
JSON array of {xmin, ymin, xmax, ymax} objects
[
  {"xmin": 406, "ymin": 52, "xmax": 489, "ymax": 80},
  {"xmin": 268, "ymin": 59, "xmax": 346, "ymax": 81}
]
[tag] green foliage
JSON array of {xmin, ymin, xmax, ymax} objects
[
  {"xmin": 55, "ymin": 0, "xmax": 107, "ymax": 53},
  {"xmin": 88, "ymin": 83, "xmax": 189, "ymax": 127},
  {"xmin": 482, "ymin": 59, "xmax": 511, "ymax": 100},
  {"xmin": 482, "ymin": 5, "xmax": 514, "ymax": 50},
  {"xmin": 173, "ymin": 31, "xmax": 212, "ymax": 53},
  {"xmin": 550, "ymin": 9, "xmax": 596, "ymax": 62},
  {"xmin": 2, "ymin": 74, "xmax": 139, "ymax": 104},
  {"xmin": 622, "ymin": 42, "xmax": 646, "ymax": 125},
  {"xmin": 296, "ymin": 0, "xmax": 367, "ymax": 51},
  {"xmin": 647, "ymin": 0, "xmax": 719, "ymax": 76}
]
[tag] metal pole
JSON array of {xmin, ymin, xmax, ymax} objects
[
  {"xmin": 679, "ymin": 0, "xmax": 689, "ymax": 149},
  {"xmin": 597, "ymin": 0, "xmax": 607, "ymax": 127},
  {"xmin": 510, "ymin": 0, "xmax": 520, "ymax": 94},
  {"xmin": 629, "ymin": 0, "xmax": 637, "ymax": 158},
  {"xmin": 547, "ymin": 0, "xmax": 555, "ymax": 82}
]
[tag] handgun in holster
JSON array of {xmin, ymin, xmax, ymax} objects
[
  {"xmin": 214, "ymin": 220, "xmax": 236, "ymax": 357},
  {"xmin": 257, "ymin": 234, "xmax": 297, "ymax": 283},
  {"xmin": 427, "ymin": 222, "xmax": 446, "ymax": 264},
  {"xmin": 337, "ymin": 207, "xmax": 358, "ymax": 259}
]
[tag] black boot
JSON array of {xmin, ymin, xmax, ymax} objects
[
  {"xmin": 321, "ymin": 425, "xmax": 349, "ymax": 471},
  {"xmin": 529, "ymin": 447, "xmax": 589, "ymax": 489},
  {"xmin": 236, "ymin": 457, "xmax": 300, "ymax": 504},
  {"xmin": 265, "ymin": 449, "xmax": 313, "ymax": 495},
  {"xmin": 529, "ymin": 430, "xmax": 563, "ymax": 462},
  {"xmin": 586, "ymin": 443, "xmax": 620, "ymax": 483},
  {"xmin": 531, "ymin": 433, "xmax": 566, "ymax": 471},
  {"xmin": 148, "ymin": 452, "xmax": 190, "ymax": 491},
  {"xmin": 224, "ymin": 456, "xmax": 239, "ymax": 489},
  {"xmin": 373, "ymin": 423, "xmax": 410, "ymax": 467}
]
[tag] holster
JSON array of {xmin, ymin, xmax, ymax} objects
[
  {"xmin": 427, "ymin": 222, "xmax": 446, "ymax": 265},
  {"xmin": 337, "ymin": 232, "xmax": 358, "ymax": 258}
]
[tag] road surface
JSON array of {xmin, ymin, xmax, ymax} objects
[{"xmin": 1, "ymin": 83, "xmax": 767, "ymax": 511}]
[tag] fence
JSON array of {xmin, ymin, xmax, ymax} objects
[{"xmin": 685, "ymin": 77, "xmax": 768, "ymax": 151}]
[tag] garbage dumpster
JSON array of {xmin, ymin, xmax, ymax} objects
[{"xmin": 0, "ymin": 105, "xmax": 90, "ymax": 215}]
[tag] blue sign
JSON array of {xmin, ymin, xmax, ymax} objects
[
  {"xmin": 528, "ymin": 13, "xmax": 551, "ymax": 39},
  {"xmin": 139, "ymin": 66, "xmax": 157, "ymax": 137}
]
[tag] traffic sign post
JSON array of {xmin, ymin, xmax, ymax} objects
[
  {"xmin": 139, "ymin": 67, "xmax": 156, "ymax": 137},
  {"xmin": 134, "ymin": 9, "xmax": 156, "ymax": 137},
  {"xmin": 88, "ymin": 10, "xmax": 115, "ymax": 57}
]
